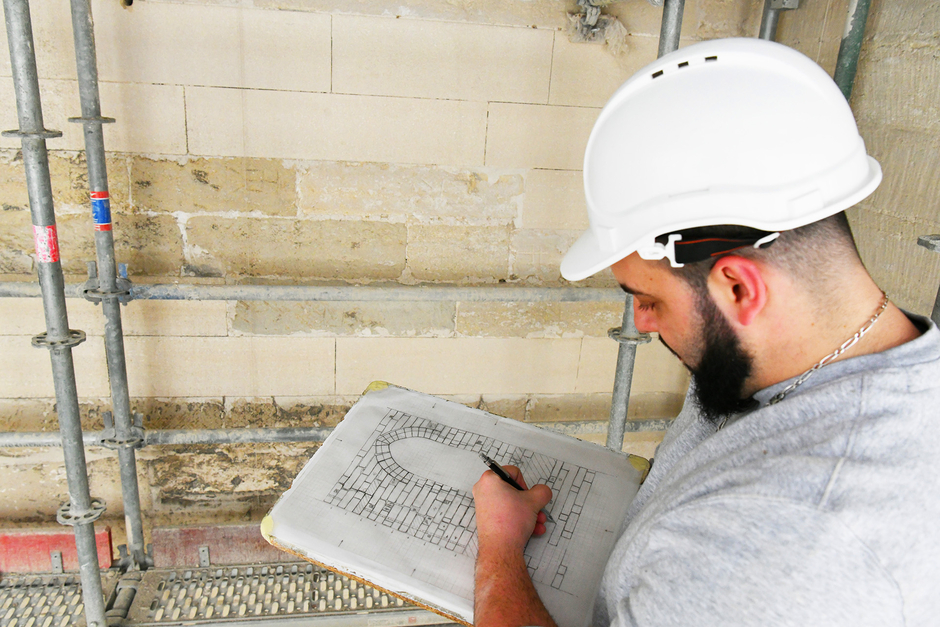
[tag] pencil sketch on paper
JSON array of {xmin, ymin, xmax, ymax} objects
[
  {"xmin": 264, "ymin": 384, "xmax": 642, "ymax": 627},
  {"xmin": 323, "ymin": 407, "xmax": 598, "ymax": 592}
]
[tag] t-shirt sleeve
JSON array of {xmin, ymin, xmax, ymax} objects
[{"xmin": 609, "ymin": 496, "xmax": 904, "ymax": 627}]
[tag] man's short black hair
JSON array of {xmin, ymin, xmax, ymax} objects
[{"xmin": 666, "ymin": 212, "xmax": 861, "ymax": 295}]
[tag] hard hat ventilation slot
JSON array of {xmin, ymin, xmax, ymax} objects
[
  {"xmin": 652, "ymin": 70, "xmax": 664, "ymax": 79},
  {"xmin": 678, "ymin": 61, "xmax": 689, "ymax": 68},
  {"xmin": 705, "ymin": 55, "xmax": 718, "ymax": 62}
]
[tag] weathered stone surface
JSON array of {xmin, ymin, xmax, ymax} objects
[
  {"xmin": 233, "ymin": 300, "xmax": 456, "ymax": 337},
  {"xmin": 478, "ymin": 395, "xmax": 528, "ymax": 422},
  {"xmin": 186, "ymin": 217, "xmax": 406, "ymax": 279},
  {"xmin": 0, "ymin": 151, "xmax": 130, "ymax": 215},
  {"xmin": 858, "ymin": 125, "xmax": 940, "ymax": 227},
  {"xmin": 0, "ymin": 207, "xmax": 34, "ymax": 274},
  {"xmin": 456, "ymin": 301, "xmax": 623, "ymax": 338},
  {"xmin": 0, "ymin": 151, "xmax": 29, "ymax": 213},
  {"xmin": 299, "ymin": 161, "xmax": 522, "ymax": 225},
  {"xmin": 132, "ymin": 156, "xmax": 296, "ymax": 216},
  {"xmin": 144, "ymin": 442, "xmax": 320, "ymax": 511},
  {"xmin": 854, "ymin": 43, "xmax": 940, "ymax": 134},
  {"xmin": 511, "ymin": 229, "xmax": 580, "ymax": 284},
  {"xmin": 225, "ymin": 397, "xmax": 353, "ymax": 428},
  {"xmin": 407, "ymin": 224, "xmax": 510, "ymax": 281},
  {"xmin": 54, "ymin": 213, "xmax": 185, "ymax": 276}
]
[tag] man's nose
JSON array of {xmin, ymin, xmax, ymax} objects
[{"xmin": 632, "ymin": 301, "xmax": 657, "ymax": 334}]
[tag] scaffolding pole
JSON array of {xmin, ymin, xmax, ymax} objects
[
  {"xmin": 68, "ymin": 0, "xmax": 149, "ymax": 570},
  {"xmin": 1, "ymin": 0, "xmax": 107, "ymax": 624}
]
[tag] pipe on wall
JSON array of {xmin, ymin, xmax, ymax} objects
[{"xmin": 833, "ymin": 0, "xmax": 873, "ymax": 101}]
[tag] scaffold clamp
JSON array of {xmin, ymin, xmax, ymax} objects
[
  {"xmin": 608, "ymin": 326, "xmax": 652, "ymax": 346},
  {"xmin": 57, "ymin": 497, "xmax": 106, "ymax": 526},
  {"xmin": 32, "ymin": 329, "xmax": 86, "ymax": 350}
]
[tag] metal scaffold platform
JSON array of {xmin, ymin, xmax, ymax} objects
[{"xmin": 1, "ymin": 563, "xmax": 451, "ymax": 627}]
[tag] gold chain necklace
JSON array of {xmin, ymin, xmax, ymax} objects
[{"xmin": 767, "ymin": 291, "xmax": 889, "ymax": 405}]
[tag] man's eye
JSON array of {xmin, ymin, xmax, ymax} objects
[{"xmin": 637, "ymin": 301, "xmax": 655, "ymax": 312}]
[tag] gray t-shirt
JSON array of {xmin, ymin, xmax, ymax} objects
[{"xmin": 594, "ymin": 315, "xmax": 940, "ymax": 627}]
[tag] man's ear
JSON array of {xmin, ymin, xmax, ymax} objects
[{"xmin": 707, "ymin": 255, "xmax": 768, "ymax": 327}]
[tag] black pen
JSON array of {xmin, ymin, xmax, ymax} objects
[{"xmin": 478, "ymin": 452, "xmax": 555, "ymax": 524}]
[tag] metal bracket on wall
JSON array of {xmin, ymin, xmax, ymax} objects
[
  {"xmin": 50, "ymin": 550, "xmax": 64, "ymax": 574},
  {"xmin": 770, "ymin": 0, "xmax": 799, "ymax": 9}
]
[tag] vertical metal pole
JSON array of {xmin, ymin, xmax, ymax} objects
[
  {"xmin": 1, "ymin": 1, "xmax": 107, "ymax": 625},
  {"xmin": 68, "ymin": 0, "xmax": 149, "ymax": 570},
  {"xmin": 605, "ymin": 296, "xmax": 651, "ymax": 451},
  {"xmin": 657, "ymin": 0, "xmax": 685, "ymax": 58},
  {"xmin": 604, "ymin": 0, "xmax": 685, "ymax": 451},
  {"xmin": 833, "ymin": 0, "xmax": 872, "ymax": 101},
  {"xmin": 758, "ymin": 0, "xmax": 780, "ymax": 41}
]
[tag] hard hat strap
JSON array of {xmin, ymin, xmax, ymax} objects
[{"xmin": 647, "ymin": 229, "xmax": 780, "ymax": 266}]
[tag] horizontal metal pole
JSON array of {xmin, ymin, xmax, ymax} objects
[
  {"xmin": 0, "ymin": 282, "xmax": 625, "ymax": 303},
  {"xmin": 0, "ymin": 420, "xmax": 673, "ymax": 449}
]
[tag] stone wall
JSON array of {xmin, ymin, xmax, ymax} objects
[{"xmin": 1, "ymin": 0, "xmax": 937, "ymax": 545}]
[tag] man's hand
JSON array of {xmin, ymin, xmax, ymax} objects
[
  {"xmin": 473, "ymin": 465, "xmax": 552, "ymax": 550},
  {"xmin": 472, "ymin": 465, "xmax": 557, "ymax": 627}
]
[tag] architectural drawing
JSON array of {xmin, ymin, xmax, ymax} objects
[{"xmin": 323, "ymin": 408, "xmax": 596, "ymax": 592}]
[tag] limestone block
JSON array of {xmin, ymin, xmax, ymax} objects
[
  {"xmin": 225, "ymin": 397, "xmax": 354, "ymax": 428},
  {"xmin": 232, "ymin": 300, "xmax": 456, "ymax": 337},
  {"xmin": 0, "ymin": 208, "xmax": 34, "ymax": 274},
  {"xmin": 125, "ymin": 336, "xmax": 335, "ymax": 397},
  {"xmin": 131, "ymin": 157, "xmax": 296, "ymax": 216},
  {"xmin": 0, "ymin": 399, "xmax": 59, "ymax": 432},
  {"xmin": 865, "ymin": 1, "xmax": 940, "ymax": 39},
  {"xmin": 511, "ymin": 229, "xmax": 580, "ymax": 283},
  {"xmin": 0, "ymin": 335, "xmax": 110, "ymax": 398},
  {"xmin": 53, "ymin": 213, "xmax": 185, "ymax": 277},
  {"xmin": 478, "ymin": 396, "xmax": 528, "ymax": 422},
  {"xmin": 521, "ymin": 169, "xmax": 589, "ymax": 230},
  {"xmin": 0, "ymin": 298, "xmax": 227, "ymax": 338},
  {"xmin": 99, "ymin": 82, "xmax": 187, "ymax": 155},
  {"xmin": 185, "ymin": 216, "xmax": 406, "ymax": 280},
  {"xmin": 525, "ymin": 393, "xmax": 613, "ymax": 423},
  {"xmin": 332, "ymin": 15, "xmax": 553, "ymax": 103},
  {"xmin": 455, "ymin": 301, "xmax": 623, "ymax": 338},
  {"xmin": 336, "ymin": 337, "xmax": 583, "ymax": 395},
  {"xmin": 299, "ymin": 161, "xmax": 522, "ymax": 225},
  {"xmin": 145, "ymin": 442, "xmax": 319, "ymax": 510},
  {"xmin": 251, "ymin": 0, "xmax": 569, "ymax": 30},
  {"xmin": 0, "ymin": 79, "xmax": 85, "ymax": 152},
  {"xmin": 93, "ymin": 0, "xmax": 331, "ymax": 92},
  {"xmin": 407, "ymin": 224, "xmax": 510, "ymax": 282},
  {"xmin": 854, "ymin": 42, "xmax": 940, "ymax": 134},
  {"xmin": 485, "ymin": 102, "xmax": 599, "ymax": 170},
  {"xmin": 549, "ymin": 35, "xmax": 658, "ymax": 108},
  {"xmin": 186, "ymin": 87, "xmax": 488, "ymax": 166},
  {"xmin": 0, "ymin": 152, "xmax": 29, "ymax": 212},
  {"xmin": 576, "ymin": 336, "xmax": 690, "ymax": 395},
  {"xmin": 857, "ymin": 125, "xmax": 940, "ymax": 226}
]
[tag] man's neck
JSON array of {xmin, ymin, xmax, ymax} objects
[{"xmin": 743, "ymin": 282, "xmax": 922, "ymax": 396}]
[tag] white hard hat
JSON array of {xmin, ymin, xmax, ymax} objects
[{"xmin": 560, "ymin": 37, "xmax": 882, "ymax": 281}]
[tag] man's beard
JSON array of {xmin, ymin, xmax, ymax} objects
[{"xmin": 660, "ymin": 292, "xmax": 756, "ymax": 425}]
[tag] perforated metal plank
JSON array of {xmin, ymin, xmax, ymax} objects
[
  {"xmin": 126, "ymin": 563, "xmax": 453, "ymax": 625},
  {"xmin": 0, "ymin": 571, "xmax": 120, "ymax": 627}
]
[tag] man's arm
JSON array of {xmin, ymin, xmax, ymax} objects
[{"xmin": 472, "ymin": 465, "xmax": 557, "ymax": 627}]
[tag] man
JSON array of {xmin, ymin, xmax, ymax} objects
[{"xmin": 473, "ymin": 38, "xmax": 940, "ymax": 626}]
